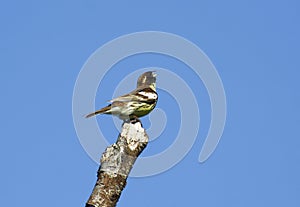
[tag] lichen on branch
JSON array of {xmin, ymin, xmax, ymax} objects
[{"xmin": 86, "ymin": 120, "xmax": 148, "ymax": 207}]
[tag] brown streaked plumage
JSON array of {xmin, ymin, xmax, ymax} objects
[{"xmin": 86, "ymin": 71, "xmax": 158, "ymax": 120}]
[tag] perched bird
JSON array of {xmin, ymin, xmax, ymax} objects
[{"xmin": 86, "ymin": 71, "xmax": 158, "ymax": 120}]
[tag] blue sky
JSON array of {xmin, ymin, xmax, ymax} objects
[{"xmin": 1, "ymin": 1, "xmax": 300, "ymax": 206}]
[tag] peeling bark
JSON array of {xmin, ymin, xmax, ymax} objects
[{"xmin": 86, "ymin": 119, "xmax": 148, "ymax": 207}]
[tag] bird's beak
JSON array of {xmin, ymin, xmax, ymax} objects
[{"xmin": 152, "ymin": 71, "xmax": 157, "ymax": 77}]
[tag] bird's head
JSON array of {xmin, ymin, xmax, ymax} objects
[{"xmin": 137, "ymin": 71, "xmax": 157, "ymax": 91}]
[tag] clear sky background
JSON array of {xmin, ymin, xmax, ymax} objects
[{"xmin": 1, "ymin": 1, "xmax": 299, "ymax": 206}]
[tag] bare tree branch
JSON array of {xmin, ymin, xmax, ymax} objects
[{"xmin": 86, "ymin": 119, "xmax": 148, "ymax": 207}]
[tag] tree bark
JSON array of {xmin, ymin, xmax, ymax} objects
[{"xmin": 86, "ymin": 119, "xmax": 148, "ymax": 207}]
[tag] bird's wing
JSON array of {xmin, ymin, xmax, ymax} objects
[
  {"xmin": 107, "ymin": 88, "xmax": 140, "ymax": 103},
  {"xmin": 108, "ymin": 86, "xmax": 154, "ymax": 103},
  {"xmin": 108, "ymin": 95, "xmax": 134, "ymax": 103}
]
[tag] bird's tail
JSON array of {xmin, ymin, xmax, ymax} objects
[{"xmin": 85, "ymin": 105, "xmax": 112, "ymax": 118}]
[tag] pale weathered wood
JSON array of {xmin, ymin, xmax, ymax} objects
[{"xmin": 86, "ymin": 119, "xmax": 148, "ymax": 207}]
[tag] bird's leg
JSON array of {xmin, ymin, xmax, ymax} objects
[
  {"xmin": 122, "ymin": 116, "xmax": 143, "ymax": 128},
  {"xmin": 124, "ymin": 116, "xmax": 142, "ymax": 126}
]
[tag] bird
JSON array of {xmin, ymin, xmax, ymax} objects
[{"xmin": 86, "ymin": 71, "xmax": 158, "ymax": 121}]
